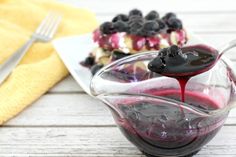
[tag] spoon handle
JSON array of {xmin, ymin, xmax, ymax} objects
[{"xmin": 219, "ymin": 39, "xmax": 236, "ymax": 58}]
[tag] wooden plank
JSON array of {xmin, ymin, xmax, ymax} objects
[
  {"xmin": 49, "ymin": 76, "xmax": 83, "ymax": 93},
  {"xmin": 58, "ymin": 0, "xmax": 236, "ymax": 13},
  {"xmin": 6, "ymin": 94, "xmax": 236, "ymax": 126},
  {"xmin": 6, "ymin": 94, "xmax": 113, "ymax": 126},
  {"xmin": 0, "ymin": 126, "xmax": 235, "ymax": 156}
]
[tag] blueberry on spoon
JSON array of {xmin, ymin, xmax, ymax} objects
[
  {"xmin": 166, "ymin": 45, "xmax": 187, "ymax": 65},
  {"xmin": 148, "ymin": 56, "xmax": 166, "ymax": 74},
  {"xmin": 148, "ymin": 45, "xmax": 218, "ymax": 77}
]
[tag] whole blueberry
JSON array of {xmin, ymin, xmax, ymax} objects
[
  {"xmin": 129, "ymin": 9, "xmax": 143, "ymax": 17},
  {"xmin": 167, "ymin": 45, "xmax": 182, "ymax": 57},
  {"xmin": 100, "ymin": 22, "xmax": 117, "ymax": 34},
  {"xmin": 148, "ymin": 57, "xmax": 165, "ymax": 73},
  {"xmin": 162, "ymin": 12, "xmax": 177, "ymax": 22},
  {"xmin": 141, "ymin": 21, "xmax": 160, "ymax": 36},
  {"xmin": 158, "ymin": 48, "xmax": 168, "ymax": 58},
  {"xmin": 156, "ymin": 19, "xmax": 166, "ymax": 30},
  {"xmin": 167, "ymin": 18, "xmax": 183, "ymax": 30},
  {"xmin": 145, "ymin": 10, "xmax": 159, "ymax": 20},
  {"xmin": 143, "ymin": 21, "xmax": 159, "ymax": 32},
  {"xmin": 128, "ymin": 21, "xmax": 144, "ymax": 35},
  {"xmin": 167, "ymin": 54, "xmax": 187, "ymax": 65},
  {"xmin": 129, "ymin": 21, "xmax": 143, "ymax": 30},
  {"xmin": 114, "ymin": 21, "xmax": 129, "ymax": 32},
  {"xmin": 112, "ymin": 50, "xmax": 130, "ymax": 60},
  {"xmin": 128, "ymin": 15, "xmax": 144, "ymax": 24},
  {"xmin": 83, "ymin": 56, "xmax": 95, "ymax": 66},
  {"xmin": 112, "ymin": 14, "xmax": 129, "ymax": 22},
  {"xmin": 166, "ymin": 45, "xmax": 187, "ymax": 65}
]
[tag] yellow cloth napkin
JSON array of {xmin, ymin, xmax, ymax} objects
[{"xmin": 0, "ymin": 0, "xmax": 98, "ymax": 124}]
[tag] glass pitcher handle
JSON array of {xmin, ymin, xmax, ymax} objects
[{"xmin": 219, "ymin": 39, "xmax": 236, "ymax": 90}]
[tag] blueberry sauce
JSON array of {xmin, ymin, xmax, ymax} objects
[{"xmin": 109, "ymin": 90, "xmax": 226, "ymax": 157}]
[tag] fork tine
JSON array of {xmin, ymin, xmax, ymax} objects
[
  {"xmin": 44, "ymin": 13, "xmax": 61, "ymax": 38},
  {"xmin": 34, "ymin": 12, "xmax": 61, "ymax": 41},
  {"xmin": 38, "ymin": 14, "xmax": 56, "ymax": 36},
  {"xmin": 35, "ymin": 12, "xmax": 54, "ymax": 34},
  {"xmin": 41, "ymin": 13, "xmax": 58, "ymax": 36},
  {"xmin": 47, "ymin": 15, "xmax": 62, "ymax": 39}
]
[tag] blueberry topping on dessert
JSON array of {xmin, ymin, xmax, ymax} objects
[
  {"xmin": 91, "ymin": 64, "xmax": 104, "ymax": 75},
  {"xmin": 129, "ymin": 9, "xmax": 143, "ymax": 17},
  {"xmin": 112, "ymin": 14, "xmax": 129, "ymax": 22},
  {"xmin": 83, "ymin": 56, "xmax": 95, "ymax": 67},
  {"xmin": 114, "ymin": 21, "xmax": 129, "ymax": 32},
  {"xmin": 129, "ymin": 21, "xmax": 143, "ymax": 34},
  {"xmin": 145, "ymin": 10, "xmax": 160, "ymax": 20},
  {"xmin": 167, "ymin": 18, "xmax": 183, "ymax": 30},
  {"xmin": 84, "ymin": 9, "xmax": 188, "ymax": 75},
  {"xmin": 162, "ymin": 12, "xmax": 177, "ymax": 22},
  {"xmin": 100, "ymin": 22, "xmax": 117, "ymax": 34},
  {"xmin": 128, "ymin": 16, "xmax": 144, "ymax": 27},
  {"xmin": 112, "ymin": 50, "xmax": 130, "ymax": 60},
  {"xmin": 156, "ymin": 19, "xmax": 166, "ymax": 30},
  {"xmin": 129, "ymin": 27, "xmax": 142, "ymax": 36},
  {"xmin": 128, "ymin": 15, "xmax": 144, "ymax": 21},
  {"xmin": 141, "ymin": 21, "xmax": 160, "ymax": 36}
]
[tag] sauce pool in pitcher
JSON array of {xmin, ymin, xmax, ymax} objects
[{"xmin": 111, "ymin": 90, "xmax": 224, "ymax": 157}]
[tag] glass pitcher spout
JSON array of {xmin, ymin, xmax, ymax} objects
[
  {"xmin": 91, "ymin": 50, "xmax": 235, "ymax": 113},
  {"xmin": 98, "ymin": 92, "xmax": 223, "ymax": 117}
]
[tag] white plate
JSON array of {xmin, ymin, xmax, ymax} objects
[
  {"xmin": 53, "ymin": 33, "xmax": 94, "ymax": 95},
  {"xmin": 52, "ymin": 33, "xmax": 234, "ymax": 96}
]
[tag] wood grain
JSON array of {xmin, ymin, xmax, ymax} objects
[
  {"xmin": 0, "ymin": 126, "xmax": 235, "ymax": 156},
  {"xmin": 49, "ymin": 76, "xmax": 83, "ymax": 93},
  {"xmin": 6, "ymin": 94, "xmax": 236, "ymax": 126},
  {"xmin": 6, "ymin": 94, "xmax": 113, "ymax": 126}
]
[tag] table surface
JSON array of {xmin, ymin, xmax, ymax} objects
[{"xmin": 2, "ymin": 0, "xmax": 236, "ymax": 156}]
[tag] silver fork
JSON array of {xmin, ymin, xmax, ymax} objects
[{"xmin": 0, "ymin": 12, "xmax": 62, "ymax": 84}]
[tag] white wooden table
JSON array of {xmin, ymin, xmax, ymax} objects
[{"xmin": 1, "ymin": 0, "xmax": 236, "ymax": 156}]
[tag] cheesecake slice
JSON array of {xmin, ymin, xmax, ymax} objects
[{"xmin": 81, "ymin": 9, "xmax": 188, "ymax": 75}]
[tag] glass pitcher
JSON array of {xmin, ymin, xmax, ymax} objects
[{"xmin": 90, "ymin": 50, "xmax": 236, "ymax": 157}]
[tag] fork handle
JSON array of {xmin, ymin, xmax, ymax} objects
[{"xmin": 0, "ymin": 37, "xmax": 36, "ymax": 85}]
